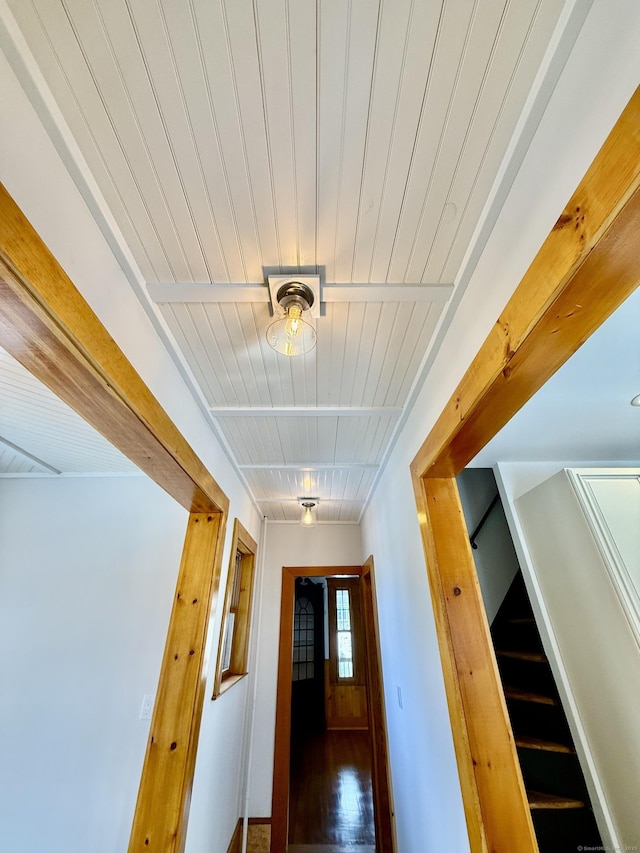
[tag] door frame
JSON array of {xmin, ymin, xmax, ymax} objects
[
  {"xmin": 0, "ymin": 183, "xmax": 230, "ymax": 852},
  {"xmin": 271, "ymin": 562, "xmax": 396, "ymax": 853},
  {"xmin": 410, "ymin": 87, "xmax": 640, "ymax": 851},
  {"xmin": 362, "ymin": 556, "xmax": 396, "ymax": 852}
]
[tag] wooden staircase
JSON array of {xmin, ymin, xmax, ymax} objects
[{"xmin": 492, "ymin": 573, "xmax": 602, "ymax": 852}]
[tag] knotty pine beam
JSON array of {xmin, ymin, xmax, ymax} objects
[
  {"xmin": 412, "ymin": 85, "xmax": 640, "ymax": 480},
  {"xmin": 0, "ymin": 183, "xmax": 228, "ymax": 515},
  {"xmin": 411, "ymin": 87, "xmax": 640, "ymax": 852},
  {"xmin": 0, "ymin": 184, "xmax": 230, "ymax": 852},
  {"xmin": 414, "ymin": 477, "xmax": 536, "ymax": 852},
  {"xmin": 129, "ymin": 511, "xmax": 226, "ymax": 852}
]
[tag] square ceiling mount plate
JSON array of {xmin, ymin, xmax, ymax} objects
[{"xmin": 267, "ymin": 275, "xmax": 321, "ymax": 319}]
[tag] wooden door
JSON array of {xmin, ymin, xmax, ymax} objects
[{"xmin": 326, "ymin": 577, "xmax": 368, "ymax": 729}]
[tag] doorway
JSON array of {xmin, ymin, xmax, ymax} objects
[{"xmin": 271, "ymin": 562, "xmax": 395, "ymax": 853}]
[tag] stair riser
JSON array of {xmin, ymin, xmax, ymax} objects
[
  {"xmin": 508, "ymin": 701, "xmax": 572, "ymax": 745},
  {"xmin": 497, "ymin": 656, "xmax": 557, "ymax": 697},
  {"xmin": 531, "ymin": 808, "xmax": 601, "ymax": 853},
  {"xmin": 493, "ymin": 621, "xmax": 542, "ymax": 651},
  {"xmin": 519, "ymin": 749, "xmax": 590, "ymax": 802}
]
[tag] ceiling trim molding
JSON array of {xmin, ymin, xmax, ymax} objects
[
  {"xmin": 0, "ymin": 433, "xmax": 61, "ymax": 474},
  {"xmin": 148, "ymin": 283, "xmax": 453, "ymax": 304},
  {"xmin": 254, "ymin": 497, "xmax": 365, "ymax": 504},
  {"xmin": 238, "ymin": 462, "xmax": 379, "ymax": 470},
  {"xmin": 0, "ymin": 470, "xmax": 145, "ymax": 479},
  {"xmin": 266, "ymin": 519, "xmax": 361, "ymax": 525},
  {"xmin": 211, "ymin": 406, "xmax": 401, "ymax": 417}
]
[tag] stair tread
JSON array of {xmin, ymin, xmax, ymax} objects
[
  {"xmin": 497, "ymin": 649, "xmax": 547, "ymax": 663},
  {"xmin": 504, "ymin": 685, "xmax": 557, "ymax": 705},
  {"xmin": 516, "ymin": 735, "xmax": 574, "ymax": 754},
  {"xmin": 528, "ymin": 789, "xmax": 585, "ymax": 809}
]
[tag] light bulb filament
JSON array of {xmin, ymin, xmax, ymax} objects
[{"xmin": 285, "ymin": 304, "xmax": 303, "ymax": 337}]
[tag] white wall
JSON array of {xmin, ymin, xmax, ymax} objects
[
  {"xmin": 362, "ymin": 460, "xmax": 470, "ymax": 853},
  {"xmin": 246, "ymin": 521, "xmax": 363, "ymax": 817},
  {"xmin": 457, "ymin": 468, "xmax": 520, "ymax": 624},
  {"xmin": 0, "ymin": 476, "xmax": 187, "ymax": 853}
]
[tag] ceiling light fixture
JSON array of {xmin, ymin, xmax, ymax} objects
[
  {"xmin": 299, "ymin": 498, "xmax": 318, "ymax": 528},
  {"xmin": 267, "ymin": 281, "xmax": 316, "ymax": 356},
  {"xmin": 631, "ymin": 394, "xmax": 640, "ymax": 406}
]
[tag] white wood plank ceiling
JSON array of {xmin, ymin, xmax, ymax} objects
[
  {"xmin": 2, "ymin": 0, "xmax": 568, "ymax": 520},
  {"xmin": 0, "ymin": 348, "xmax": 138, "ymax": 476}
]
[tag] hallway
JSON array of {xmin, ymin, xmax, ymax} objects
[{"xmin": 288, "ymin": 729, "xmax": 375, "ymax": 852}]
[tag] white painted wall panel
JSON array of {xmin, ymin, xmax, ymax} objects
[
  {"xmin": 0, "ymin": 477, "xmax": 187, "ymax": 853},
  {"xmin": 586, "ymin": 476, "xmax": 640, "ymax": 598},
  {"xmin": 457, "ymin": 468, "xmax": 519, "ymax": 625},
  {"xmin": 362, "ymin": 448, "xmax": 470, "ymax": 853}
]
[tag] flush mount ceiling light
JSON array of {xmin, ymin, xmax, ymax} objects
[
  {"xmin": 299, "ymin": 498, "xmax": 318, "ymax": 528},
  {"xmin": 631, "ymin": 394, "xmax": 640, "ymax": 406},
  {"xmin": 267, "ymin": 277, "xmax": 318, "ymax": 357}
]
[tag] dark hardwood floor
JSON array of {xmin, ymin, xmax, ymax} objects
[{"xmin": 288, "ymin": 729, "xmax": 375, "ymax": 849}]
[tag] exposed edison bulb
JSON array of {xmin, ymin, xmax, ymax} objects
[
  {"xmin": 285, "ymin": 304, "xmax": 303, "ymax": 338},
  {"xmin": 266, "ymin": 291, "xmax": 316, "ymax": 356},
  {"xmin": 300, "ymin": 501, "xmax": 317, "ymax": 527}
]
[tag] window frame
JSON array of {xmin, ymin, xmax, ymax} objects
[
  {"xmin": 327, "ymin": 577, "xmax": 365, "ymax": 686},
  {"xmin": 212, "ymin": 519, "xmax": 258, "ymax": 698}
]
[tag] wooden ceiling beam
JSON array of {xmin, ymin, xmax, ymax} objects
[
  {"xmin": 0, "ymin": 182, "xmax": 228, "ymax": 515},
  {"xmin": 412, "ymin": 85, "xmax": 640, "ymax": 480}
]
